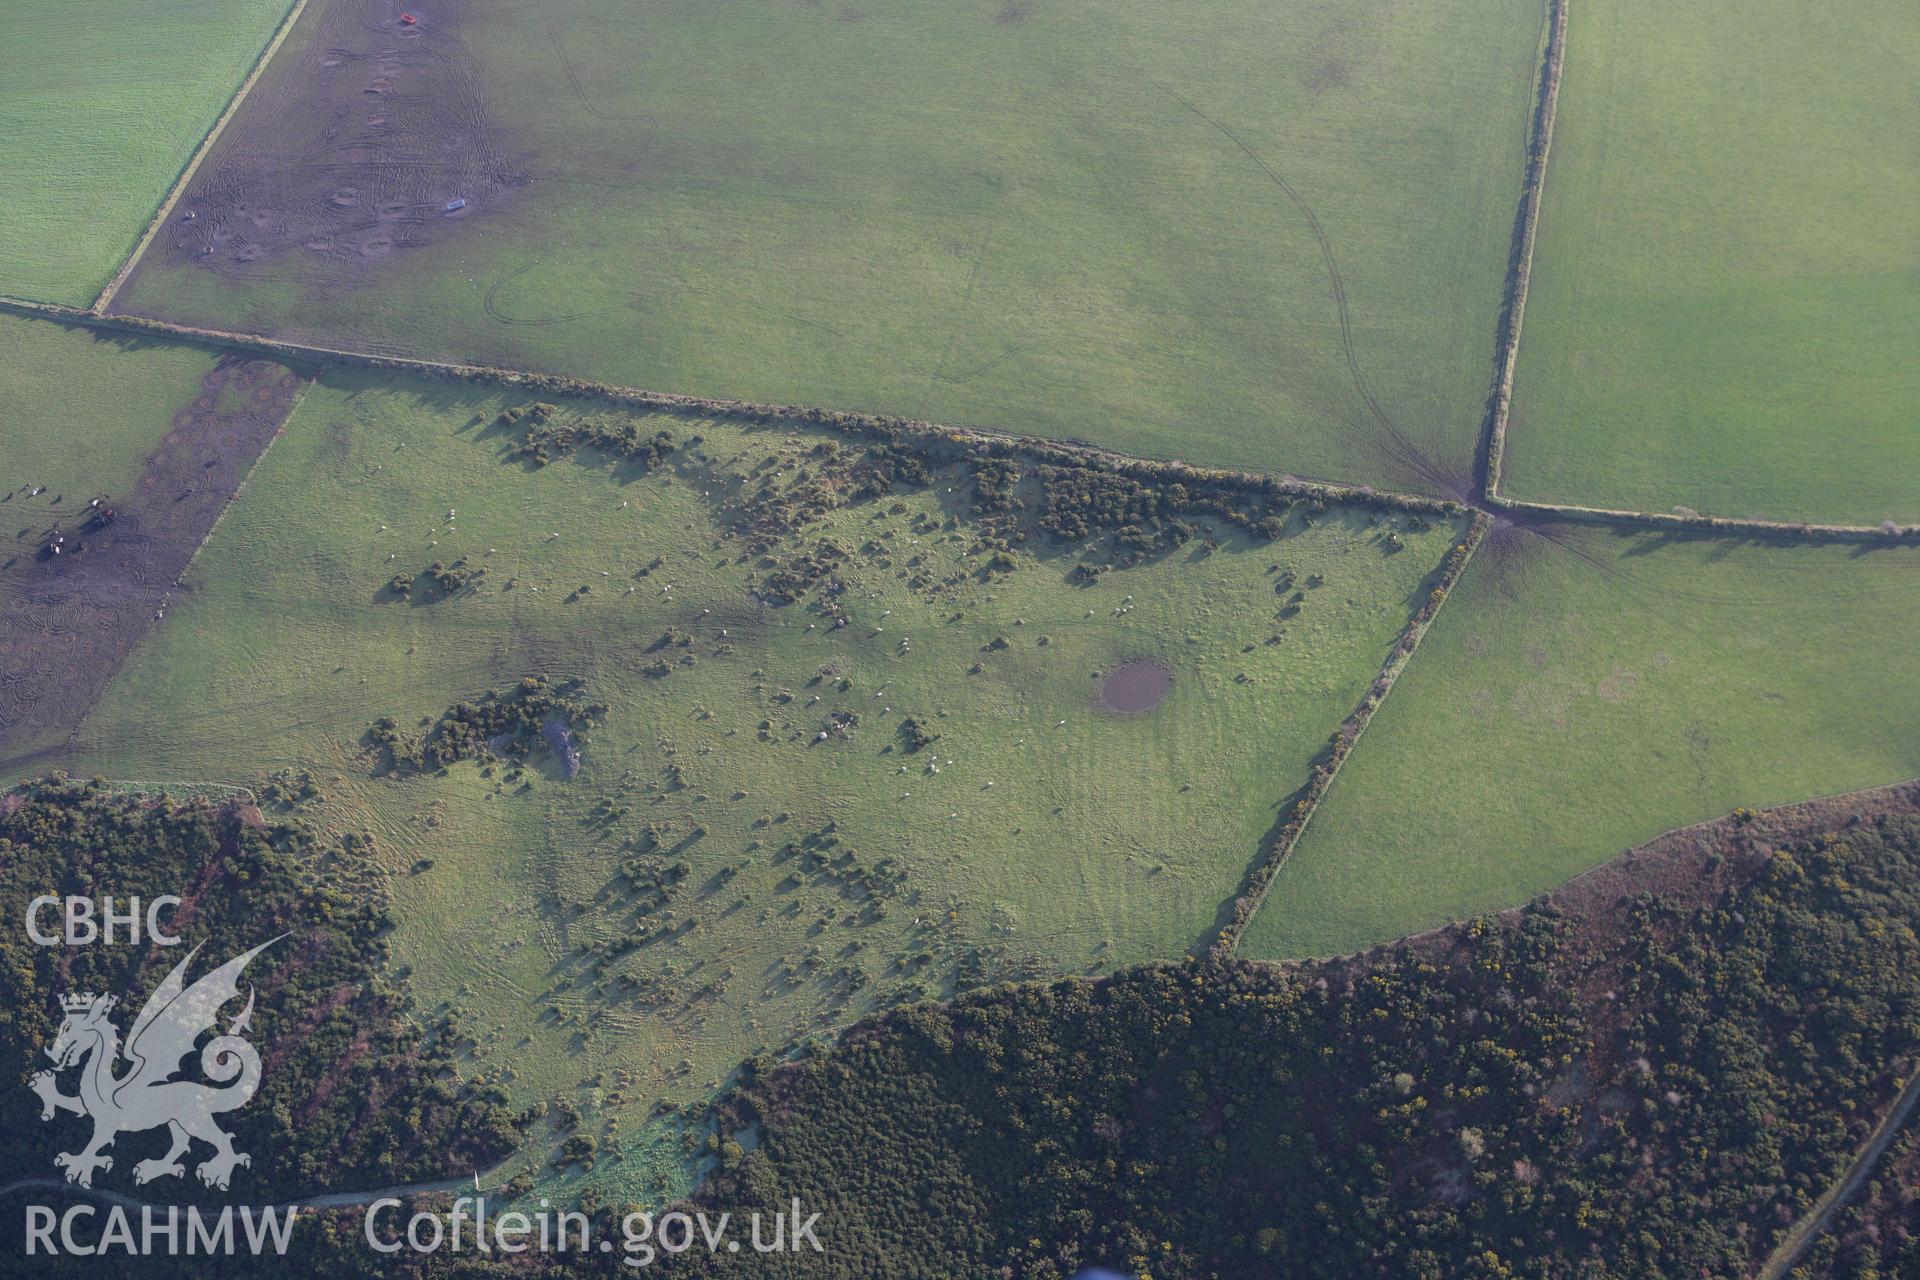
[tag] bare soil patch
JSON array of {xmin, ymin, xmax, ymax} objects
[
  {"xmin": 118, "ymin": 0, "xmax": 525, "ymax": 301},
  {"xmin": 1097, "ymin": 659, "xmax": 1172, "ymax": 715},
  {"xmin": 0, "ymin": 358, "xmax": 301, "ymax": 767}
]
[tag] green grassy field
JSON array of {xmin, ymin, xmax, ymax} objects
[
  {"xmin": 1241, "ymin": 524, "xmax": 1920, "ymax": 960},
  {"xmin": 1503, "ymin": 0, "xmax": 1920, "ymax": 525},
  {"xmin": 57, "ymin": 365, "xmax": 1462, "ymax": 1197},
  {"xmin": 0, "ymin": 0, "xmax": 294, "ymax": 306},
  {"xmin": 0, "ymin": 313, "xmax": 225, "ymax": 558},
  {"xmin": 111, "ymin": 0, "xmax": 1544, "ymax": 490}
]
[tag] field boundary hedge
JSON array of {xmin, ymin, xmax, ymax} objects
[
  {"xmin": 1479, "ymin": 0, "xmax": 1567, "ymax": 503},
  {"xmin": 90, "ymin": 0, "xmax": 313, "ymax": 314},
  {"xmin": 1209, "ymin": 511, "xmax": 1493, "ymax": 961},
  {"xmin": 0, "ymin": 296, "xmax": 1464, "ymax": 522},
  {"xmin": 1491, "ymin": 494, "xmax": 1919, "ymax": 542},
  {"xmin": 11, "ymin": 288, "xmax": 1906, "ymax": 545},
  {"xmin": 1475, "ymin": 0, "xmax": 1917, "ymax": 540},
  {"xmin": 1474, "ymin": 0, "xmax": 1919, "ymax": 542}
]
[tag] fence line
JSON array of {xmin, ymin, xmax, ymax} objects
[
  {"xmin": 1479, "ymin": 0, "xmax": 1569, "ymax": 502},
  {"xmin": 1211, "ymin": 512, "xmax": 1493, "ymax": 960},
  {"xmin": 90, "ymin": 0, "xmax": 314, "ymax": 314},
  {"xmin": 0, "ymin": 296, "xmax": 1461, "ymax": 521}
]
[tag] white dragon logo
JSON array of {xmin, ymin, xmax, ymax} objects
[{"xmin": 30, "ymin": 937, "xmax": 283, "ymax": 1191}]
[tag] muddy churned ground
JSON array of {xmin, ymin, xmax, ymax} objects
[
  {"xmin": 126, "ymin": 0, "xmax": 523, "ymax": 298},
  {"xmin": 0, "ymin": 359, "xmax": 302, "ymax": 767},
  {"xmin": 1098, "ymin": 659, "xmax": 1173, "ymax": 715}
]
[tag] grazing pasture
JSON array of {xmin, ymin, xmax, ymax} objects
[
  {"xmin": 0, "ymin": 314, "xmax": 230, "ymax": 509},
  {"xmin": 0, "ymin": 314, "xmax": 301, "ymax": 764},
  {"xmin": 1503, "ymin": 0, "xmax": 1920, "ymax": 524},
  {"xmin": 108, "ymin": 0, "xmax": 1544, "ymax": 491},
  {"xmin": 13, "ymin": 0, "xmax": 1913, "ymax": 1218},
  {"xmin": 0, "ymin": 0, "xmax": 296, "ymax": 305},
  {"xmin": 1240, "ymin": 522, "xmax": 1920, "ymax": 960},
  {"xmin": 55, "ymin": 367, "xmax": 1462, "ymax": 1198}
]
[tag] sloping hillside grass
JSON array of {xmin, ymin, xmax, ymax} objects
[
  {"xmin": 0, "ymin": 312, "xmax": 224, "ymax": 521},
  {"xmin": 1243, "ymin": 523, "xmax": 1920, "ymax": 959},
  {"xmin": 110, "ymin": 0, "xmax": 1543, "ymax": 491},
  {"xmin": 1504, "ymin": 0, "xmax": 1920, "ymax": 523},
  {"xmin": 62, "ymin": 367, "xmax": 1462, "ymax": 1198}
]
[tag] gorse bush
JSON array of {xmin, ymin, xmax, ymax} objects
[{"xmin": 368, "ymin": 675, "xmax": 605, "ymax": 773}]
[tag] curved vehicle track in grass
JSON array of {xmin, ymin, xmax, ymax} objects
[{"xmin": 1161, "ymin": 86, "xmax": 1466, "ymax": 501}]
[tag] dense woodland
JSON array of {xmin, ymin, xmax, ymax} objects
[
  {"xmin": 0, "ymin": 776, "xmax": 521, "ymax": 1261},
  {"xmin": 1797, "ymin": 1121, "xmax": 1920, "ymax": 1277},
  {"xmin": 659, "ymin": 814, "xmax": 1920, "ymax": 1279},
  {"xmin": 7, "ymin": 784, "xmax": 1920, "ymax": 1277}
]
